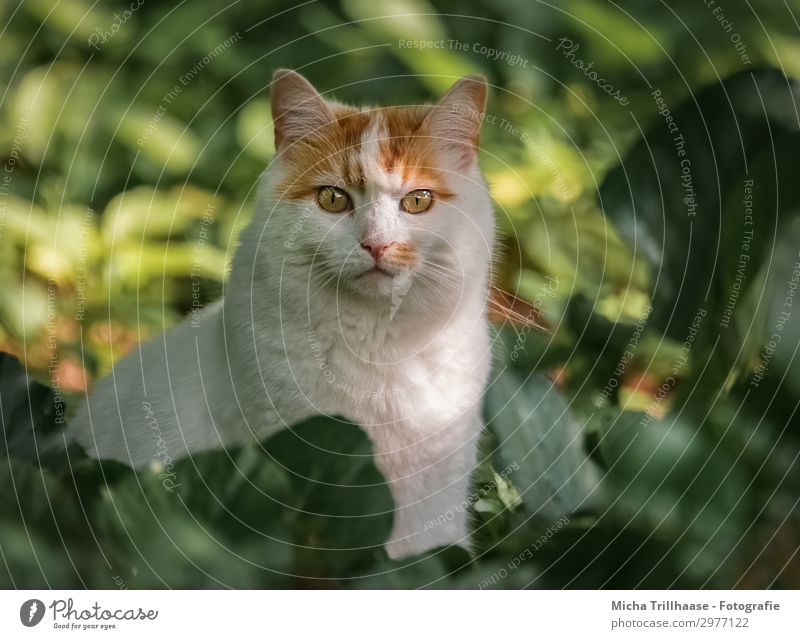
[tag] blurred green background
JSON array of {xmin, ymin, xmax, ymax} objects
[{"xmin": 1, "ymin": 0, "xmax": 799, "ymax": 588}]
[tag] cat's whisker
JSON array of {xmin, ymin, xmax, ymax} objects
[
  {"xmin": 414, "ymin": 266, "xmax": 458, "ymax": 284},
  {"xmin": 411, "ymin": 272, "xmax": 462, "ymax": 297},
  {"xmin": 416, "ymin": 267, "xmax": 464, "ymax": 288},
  {"xmin": 419, "ymin": 262, "xmax": 467, "ymax": 281},
  {"xmin": 310, "ymin": 268, "xmax": 343, "ymax": 292}
]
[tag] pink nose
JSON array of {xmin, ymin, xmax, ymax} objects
[{"xmin": 361, "ymin": 240, "xmax": 395, "ymax": 261}]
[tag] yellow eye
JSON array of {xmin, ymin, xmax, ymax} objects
[
  {"xmin": 316, "ymin": 186, "xmax": 351, "ymax": 213},
  {"xmin": 400, "ymin": 189, "xmax": 433, "ymax": 214}
]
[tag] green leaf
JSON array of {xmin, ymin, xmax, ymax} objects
[
  {"xmin": 264, "ymin": 416, "xmax": 394, "ymax": 576},
  {"xmin": 739, "ymin": 205, "xmax": 800, "ymax": 395},
  {"xmin": 84, "ymin": 460, "xmax": 292, "ymax": 588},
  {"xmin": 0, "ymin": 352, "xmax": 65, "ymax": 461},
  {"xmin": 485, "ymin": 369, "xmax": 599, "ymax": 520},
  {"xmin": 595, "ymin": 410, "xmax": 753, "ymax": 582},
  {"xmin": 600, "ymin": 68, "xmax": 799, "ymax": 343},
  {"xmin": 352, "ymin": 547, "xmax": 466, "ymax": 589}
]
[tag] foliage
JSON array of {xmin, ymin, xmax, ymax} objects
[{"xmin": 1, "ymin": 1, "xmax": 799, "ymax": 588}]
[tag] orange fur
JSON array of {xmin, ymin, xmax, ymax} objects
[
  {"xmin": 382, "ymin": 241, "xmax": 418, "ymax": 269},
  {"xmin": 488, "ymin": 285, "xmax": 551, "ymax": 332},
  {"xmin": 277, "ymin": 105, "xmax": 455, "ymax": 202}
]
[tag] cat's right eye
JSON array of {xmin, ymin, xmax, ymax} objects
[{"xmin": 316, "ymin": 186, "xmax": 351, "ymax": 213}]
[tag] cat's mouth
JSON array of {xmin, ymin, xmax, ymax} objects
[
  {"xmin": 358, "ymin": 265, "xmax": 394, "ymax": 278},
  {"xmin": 350, "ymin": 263, "xmax": 413, "ymax": 299}
]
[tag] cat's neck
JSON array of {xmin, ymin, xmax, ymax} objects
[
  {"xmin": 288, "ymin": 261, "xmax": 489, "ymax": 356},
  {"xmin": 225, "ymin": 250, "xmax": 488, "ymax": 361}
]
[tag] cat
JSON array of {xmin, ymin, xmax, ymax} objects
[{"xmin": 70, "ymin": 69, "xmax": 496, "ymax": 559}]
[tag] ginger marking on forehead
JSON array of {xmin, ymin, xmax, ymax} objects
[
  {"xmin": 359, "ymin": 115, "xmax": 386, "ymax": 181},
  {"xmin": 277, "ymin": 105, "xmax": 371, "ymax": 199},
  {"xmin": 278, "ymin": 104, "xmax": 456, "ymax": 201},
  {"xmin": 380, "ymin": 107, "xmax": 456, "ymax": 198}
]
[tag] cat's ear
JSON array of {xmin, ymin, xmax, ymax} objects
[
  {"xmin": 423, "ymin": 74, "xmax": 488, "ymax": 168},
  {"xmin": 271, "ymin": 69, "xmax": 333, "ymax": 153}
]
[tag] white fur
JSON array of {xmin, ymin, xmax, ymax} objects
[{"xmin": 70, "ymin": 76, "xmax": 495, "ymax": 559}]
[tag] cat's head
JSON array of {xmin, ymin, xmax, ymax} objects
[{"xmin": 262, "ymin": 70, "xmax": 494, "ymax": 309}]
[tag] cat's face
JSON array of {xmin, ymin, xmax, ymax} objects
[{"xmin": 265, "ymin": 70, "xmax": 494, "ymax": 307}]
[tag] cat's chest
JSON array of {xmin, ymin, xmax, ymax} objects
[{"xmin": 312, "ymin": 335, "xmax": 485, "ymax": 425}]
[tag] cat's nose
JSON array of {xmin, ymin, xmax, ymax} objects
[{"xmin": 360, "ymin": 240, "xmax": 395, "ymax": 261}]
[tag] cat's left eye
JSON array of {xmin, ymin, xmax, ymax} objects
[
  {"xmin": 316, "ymin": 186, "xmax": 351, "ymax": 213},
  {"xmin": 400, "ymin": 189, "xmax": 433, "ymax": 214}
]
